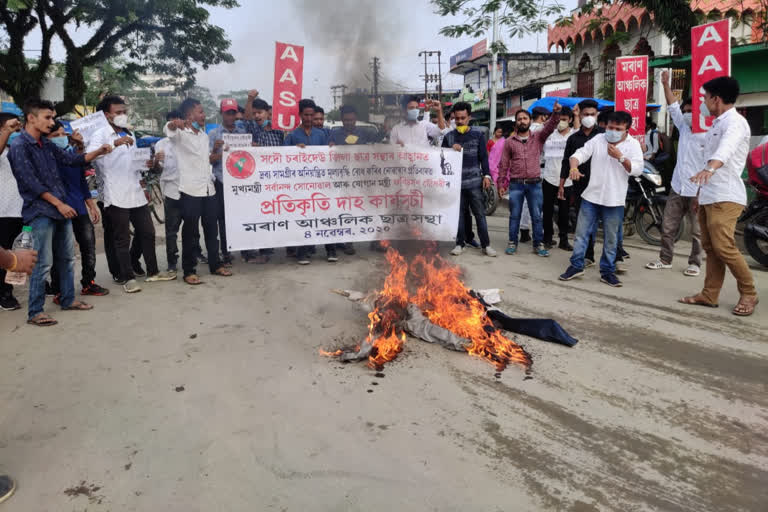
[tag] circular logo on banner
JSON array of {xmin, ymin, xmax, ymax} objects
[{"xmin": 226, "ymin": 150, "xmax": 256, "ymax": 180}]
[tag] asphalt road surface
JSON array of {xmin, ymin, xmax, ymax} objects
[{"xmin": 0, "ymin": 213, "xmax": 766, "ymax": 511}]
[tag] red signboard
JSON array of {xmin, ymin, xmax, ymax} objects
[
  {"xmin": 691, "ymin": 19, "xmax": 731, "ymax": 133},
  {"xmin": 272, "ymin": 42, "xmax": 304, "ymax": 131},
  {"xmin": 614, "ymin": 55, "xmax": 648, "ymax": 144}
]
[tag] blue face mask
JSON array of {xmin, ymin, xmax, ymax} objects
[
  {"xmin": 406, "ymin": 109, "xmax": 420, "ymax": 122},
  {"xmin": 192, "ymin": 121, "xmax": 201, "ymax": 130},
  {"xmin": 50, "ymin": 136, "xmax": 69, "ymax": 149},
  {"xmin": 235, "ymin": 120, "xmax": 246, "ymax": 130},
  {"xmin": 605, "ymin": 129, "xmax": 624, "ymax": 144},
  {"xmin": 260, "ymin": 120, "xmax": 270, "ymax": 128}
]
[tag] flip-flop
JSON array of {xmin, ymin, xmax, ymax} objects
[
  {"xmin": 678, "ymin": 295, "xmax": 719, "ymax": 308},
  {"xmin": 733, "ymin": 297, "xmax": 759, "ymax": 317},
  {"xmin": 26, "ymin": 313, "xmax": 58, "ymax": 327},
  {"xmin": 62, "ymin": 301, "xmax": 93, "ymax": 311},
  {"xmin": 213, "ymin": 267, "xmax": 233, "ymax": 277},
  {"xmin": 184, "ymin": 274, "xmax": 203, "ymax": 285}
]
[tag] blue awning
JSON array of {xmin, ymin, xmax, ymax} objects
[{"xmin": 528, "ymin": 96, "xmax": 661, "ymax": 113}]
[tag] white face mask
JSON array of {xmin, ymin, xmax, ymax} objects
[
  {"xmin": 112, "ymin": 114, "xmax": 131, "ymax": 128},
  {"xmin": 605, "ymin": 129, "xmax": 624, "ymax": 144},
  {"xmin": 683, "ymin": 112, "xmax": 693, "ymax": 126},
  {"xmin": 406, "ymin": 109, "xmax": 420, "ymax": 122},
  {"xmin": 557, "ymin": 121, "xmax": 569, "ymax": 132},
  {"xmin": 699, "ymin": 102, "xmax": 711, "ymax": 118},
  {"xmin": 581, "ymin": 116, "xmax": 596, "ymax": 129}
]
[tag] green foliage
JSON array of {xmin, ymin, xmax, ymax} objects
[
  {"xmin": 597, "ymin": 79, "xmax": 614, "ymax": 101},
  {"xmin": 432, "ymin": 0, "xmax": 566, "ymax": 52},
  {"xmin": 0, "ymin": 0, "xmax": 238, "ymax": 114}
]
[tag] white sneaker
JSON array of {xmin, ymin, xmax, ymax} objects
[
  {"xmin": 683, "ymin": 264, "xmax": 700, "ymax": 277},
  {"xmin": 123, "ymin": 279, "xmax": 142, "ymax": 293},
  {"xmin": 645, "ymin": 260, "xmax": 672, "ymax": 270},
  {"xmin": 483, "ymin": 246, "xmax": 497, "ymax": 257},
  {"xmin": 450, "ymin": 245, "xmax": 463, "ymax": 256}
]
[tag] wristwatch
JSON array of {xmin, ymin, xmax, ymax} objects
[
  {"xmin": 619, "ymin": 156, "xmax": 627, "ymax": 164},
  {"xmin": 704, "ymin": 166, "xmax": 716, "ymax": 173}
]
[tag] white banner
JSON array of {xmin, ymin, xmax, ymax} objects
[
  {"xmin": 222, "ymin": 145, "xmax": 462, "ymax": 250},
  {"xmin": 69, "ymin": 111, "xmax": 110, "ymax": 144}
]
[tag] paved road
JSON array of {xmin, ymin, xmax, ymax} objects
[{"xmin": 0, "ymin": 212, "xmax": 766, "ymax": 511}]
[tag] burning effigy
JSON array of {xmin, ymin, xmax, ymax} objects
[{"xmin": 321, "ymin": 243, "xmax": 577, "ymax": 373}]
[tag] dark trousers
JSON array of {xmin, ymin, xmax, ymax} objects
[
  {"xmin": 457, "ymin": 186, "xmax": 490, "ymax": 248},
  {"xmin": 164, "ymin": 196, "xmax": 183, "ymax": 270},
  {"xmin": 106, "ymin": 204, "xmax": 159, "ymax": 281},
  {"xmin": 180, "ymin": 193, "xmax": 220, "ymax": 277},
  {"xmin": 461, "ymin": 198, "xmax": 477, "ymax": 243},
  {"xmin": 0, "ymin": 217, "xmax": 23, "ymax": 298},
  {"xmin": 51, "ymin": 213, "xmax": 98, "ymax": 292},
  {"xmin": 214, "ymin": 180, "xmax": 230, "ymax": 259},
  {"xmin": 296, "ymin": 244, "xmax": 337, "ymax": 260},
  {"xmin": 542, "ymin": 181, "xmax": 571, "ymax": 243},
  {"xmin": 98, "ymin": 201, "xmax": 120, "ymax": 279}
]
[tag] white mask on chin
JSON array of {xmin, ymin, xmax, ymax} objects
[{"xmin": 112, "ymin": 114, "xmax": 131, "ymax": 129}]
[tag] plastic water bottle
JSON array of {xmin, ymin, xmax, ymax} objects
[{"xmin": 5, "ymin": 226, "xmax": 34, "ymax": 286}]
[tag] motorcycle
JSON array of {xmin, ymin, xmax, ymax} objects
[
  {"xmin": 624, "ymin": 161, "xmax": 685, "ymax": 246},
  {"xmin": 740, "ymin": 191, "xmax": 768, "ymax": 267}
]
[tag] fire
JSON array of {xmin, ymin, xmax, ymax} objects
[{"xmin": 323, "ymin": 244, "xmax": 531, "ymax": 372}]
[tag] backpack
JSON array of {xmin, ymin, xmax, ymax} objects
[{"xmin": 747, "ymin": 141, "xmax": 768, "ymax": 194}]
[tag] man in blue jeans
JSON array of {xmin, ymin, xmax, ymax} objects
[
  {"xmin": 559, "ymin": 111, "xmax": 643, "ymax": 287},
  {"xmin": 9, "ymin": 99, "xmax": 112, "ymax": 326},
  {"xmin": 498, "ymin": 101, "xmax": 561, "ymax": 257}
]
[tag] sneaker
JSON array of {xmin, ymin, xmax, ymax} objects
[
  {"xmin": 132, "ymin": 264, "xmax": 146, "ymax": 277},
  {"xmin": 326, "ymin": 248, "xmax": 339, "ymax": 262},
  {"xmin": 483, "ymin": 246, "xmax": 498, "ymax": 257},
  {"xmin": 123, "ymin": 279, "xmax": 142, "ymax": 293},
  {"xmin": 559, "ymin": 266, "xmax": 585, "ymax": 281},
  {"xmin": 467, "ymin": 239, "xmax": 481, "ymax": 249},
  {"xmin": 45, "ymin": 281, "xmax": 56, "ymax": 297},
  {"xmin": 0, "ymin": 295, "xmax": 21, "ymax": 311},
  {"xmin": 645, "ymin": 260, "xmax": 672, "ymax": 270},
  {"xmin": 297, "ymin": 258, "xmax": 311, "ymax": 265},
  {"xmin": 616, "ymin": 262, "xmax": 628, "ymax": 275},
  {"xmin": 146, "ymin": 271, "xmax": 177, "ymax": 282},
  {"xmin": 0, "ymin": 474, "xmax": 16, "ymax": 504},
  {"xmin": 543, "ymin": 240, "xmax": 555, "ymax": 249},
  {"xmin": 287, "ymin": 247, "xmax": 297, "ymax": 258},
  {"xmin": 81, "ymin": 281, "xmax": 110, "ymax": 296},
  {"xmin": 584, "ymin": 258, "xmax": 595, "ymax": 268},
  {"xmin": 450, "ymin": 245, "xmax": 463, "ymax": 256},
  {"xmin": 197, "ymin": 253, "xmax": 208, "ymax": 264},
  {"xmin": 343, "ymin": 243, "xmax": 356, "ymax": 256},
  {"xmin": 619, "ymin": 248, "xmax": 630, "ymax": 260},
  {"xmin": 600, "ymin": 273, "xmax": 623, "ymax": 287},
  {"xmin": 520, "ymin": 229, "xmax": 532, "ymax": 243},
  {"xmin": 684, "ymin": 264, "xmax": 701, "ymax": 277},
  {"xmin": 558, "ymin": 238, "xmax": 573, "ymax": 251},
  {"xmin": 167, "ymin": 269, "xmax": 178, "ymax": 279},
  {"xmin": 112, "ymin": 275, "xmax": 127, "ymax": 285},
  {"xmin": 505, "ymin": 243, "xmax": 517, "ymax": 256},
  {"xmin": 534, "ymin": 246, "xmax": 550, "ymax": 257}
]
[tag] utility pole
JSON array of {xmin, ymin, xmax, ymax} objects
[
  {"xmin": 489, "ymin": 9, "xmax": 500, "ymax": 131},
  {"xmin": 418, "ymin": 50, "xmax": 443, "ymax": 104},
  {"xmin": 330, "ymin": 84, "xmax": 347, "ymax": 109},
  {"xmin": 370, "ymin": 57, "xmax": 381, "ymax": 114}
]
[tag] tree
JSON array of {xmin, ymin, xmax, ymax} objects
[
  {"xmin": 431, "ymin": 0, "xmax": 567, "ymax": 52},
  {"xmin": 0, "ymin": 0, "xmax": 238, "ymax": 115}
]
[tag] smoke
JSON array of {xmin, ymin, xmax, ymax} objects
[{"xmin": 289, "ymin": 0, "xmax": 403, "ymax": 91}]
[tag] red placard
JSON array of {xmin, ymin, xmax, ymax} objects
[
  {"xmin": 272, "ymin": 42, "xmax": 304, "ymax": 132},
  {"xmin": 691, "ymin": 19, "xmax": 731, "ymax": 133},
  {"xmin": 614, "ymin": 55, "xmax": 648, "ymax": 145}
]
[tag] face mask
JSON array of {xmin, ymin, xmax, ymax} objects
[
  {"xmin": 456, "ymin": 125, "xmax": 470, "ymax": 134},
  {"xmin": 530, "ymin": 122, "xmax": 543, "ymax": 133},
  {"xmin": 112, "ymin": 114, "xmax": 130, "ymax": 128},
  {"xmin": 683, "ymin": 113, "xmax": 693, "ymax": 126},
  {"xmin": 699, "ymin": 102, "xmax": 711, "ymax": 118},
  {"xmin": 605, "ymin": 129, "xmax": 624, "ymax": 144},
  {"xmin": 8, "ymin": 132, "xmax": 20, "ymax": 144},
  {"xmin": 581, "ymin": 116, "xmax": 596, "ymax": 129},
  {"xmin": 192, "ymin": 121, "xmax": 201, "ymax": 130},
  {"xmin": 260, "ymin": 119, "xmax": 270, "ymax": 128},
  {"xmin": 345, "ymin": 134, "xmax": 359, "ymax": 145},
  {"xmin": 235, "ymin": 120, "xmax": 245, "ymax": 130},
  {"xmin": 558, "ymin": 121, "xmax": 569, "ymax": 132},
  {"xmin": 406, "ymin": 109, "xmax": 420, "ymax": 122},
  {"xmin": 50, "ymin": 136, "xmax": 69, "ymax": 149}
]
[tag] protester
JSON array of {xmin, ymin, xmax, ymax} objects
[
  {"xmin": 164, "ymin": 98, "xmax": 233, "ymax": 284},
  {"xmin": 646, "ymin": 70, "xmax": 704, "ymax": 276},
  {"xmin": 443, "ymin": 102, "xmax": 496, "ymax": 257},
  {"xmin": 0, "ymin": 113, "xmax": 24, "ymax": 311},
  {"xmin": 559, "ymin": 99, "xmax": 603, "ymax": 265},
  {"xmin": 9, "ymin": 99, "xmax": 112, "ymax": 326},
  {"xmin": 559, "ymin": 111, "xmax": 643, "ymax": 287},
  {"xmin": 681, "ymin": 76, "xmax": 758, "ymax": 316},
  {"xmin": 498, "ymin": 101, "xmax": 561, "ymax": 257},
  {"xmin": 46, "ymin": 121, "xmax": 109, "ymax": 299},
  {"xmin": 390, "ymin": 96, "xmax": 447, "ymax": 147},
  {"xmin": 89, "ymin": 96, "xmax": 175, "ymax": 293},
  {"xmin": 330, "ymin": 105, "xmax": 372, "ymax": 146},
  {"xmin": 245, "ymin": 92, "xmax": 285, "ymax": 147},
  {"xmin": 154, "ymin": 111, "xmax": 186, "ymax": 274},
  {"xmin": 487, "ymin": 126, "xmax": 504, "ymax": 152},
  {"xmin": 208, "ymin": 98, "xmax": 248, "ymax": 266},
  {"xmin": 542, "ymin": 106, "xmax": 577, "ymax": 250},
  {"xmin": 313, "ymin": 106, "xmax": 331, "ymax": 138},
  {"xmin": 284, "ymin": 98, "xmax": 334, "ymax": 264}
]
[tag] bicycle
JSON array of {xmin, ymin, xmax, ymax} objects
[{"xmin": 140, "ymin": 170, "xmax": 165, "ymax": 224}]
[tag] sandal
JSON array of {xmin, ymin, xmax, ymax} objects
[
  {"xmin": 62, "ymin": 301, "xmax": 93, "ymax": 311},
  {"xmin": 184, "ymin": 274, "xmax": 203, "ymax": 286},
  {"xmin": 27, "ymin": 313, "xmax": 58, "ymax": 327},
  {"xmin": 733, "ymin": 296, "xmax": 759, "ymax": 317},
  {"xmin": 678, "ymin": 295, "xmax": 718, "ymax": 308},
  {"xmin": 213, "ymin": 267, "xmax": 233, "ymax": 277}
]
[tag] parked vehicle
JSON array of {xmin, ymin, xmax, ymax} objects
[
  {"xmin": 624, "ymin": 160, "xmax": 685, "ymax": 246},
  {"xmin": 741, "ymin": 141, "xmax": 768, "ymax": 266}
]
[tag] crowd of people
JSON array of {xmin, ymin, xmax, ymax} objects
[{"xmin": 0, "ymin": 73, "xmax": 759, "ymax": 334}]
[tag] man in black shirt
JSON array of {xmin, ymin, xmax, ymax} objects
[{"xmin": 559, "ymin": 99, "xmax": 603, "ymax": 265}]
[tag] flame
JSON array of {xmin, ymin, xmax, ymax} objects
[{"xmin": 318, "ymin": 349, "xmax": 343, "ymax": 357}]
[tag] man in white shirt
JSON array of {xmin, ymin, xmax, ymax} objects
[
  {"xmin": 0, "ymin": 113, "xmax": 24, "ymax": 311},
  {"xmin": 390, "ymin": 97, "xmax": 447, "ymax": 147},
  {"xmin": 88, "ymin": 96, "xmax": 175, "ymax": 293},
  {"xmin": 164, "ymin": 98, "xmax": 232, "ymax": 285},
  {"xmin": 682, "ymin": 76, "xmax": 758, "ymax": 316},
  {"xmin": 154, "ymin": 110, "xmax": 184, "ymax": 274},
  {"xmin": 559, "ymin": 111, "xmax": 644, "ymax": 287},
  {"xmin": 647, "ymin": 70, "xmax": 706, "ymax": 276},
  {"xmin": 542, "ymin": 106, "xmax": 577, "ymax": 250}
]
